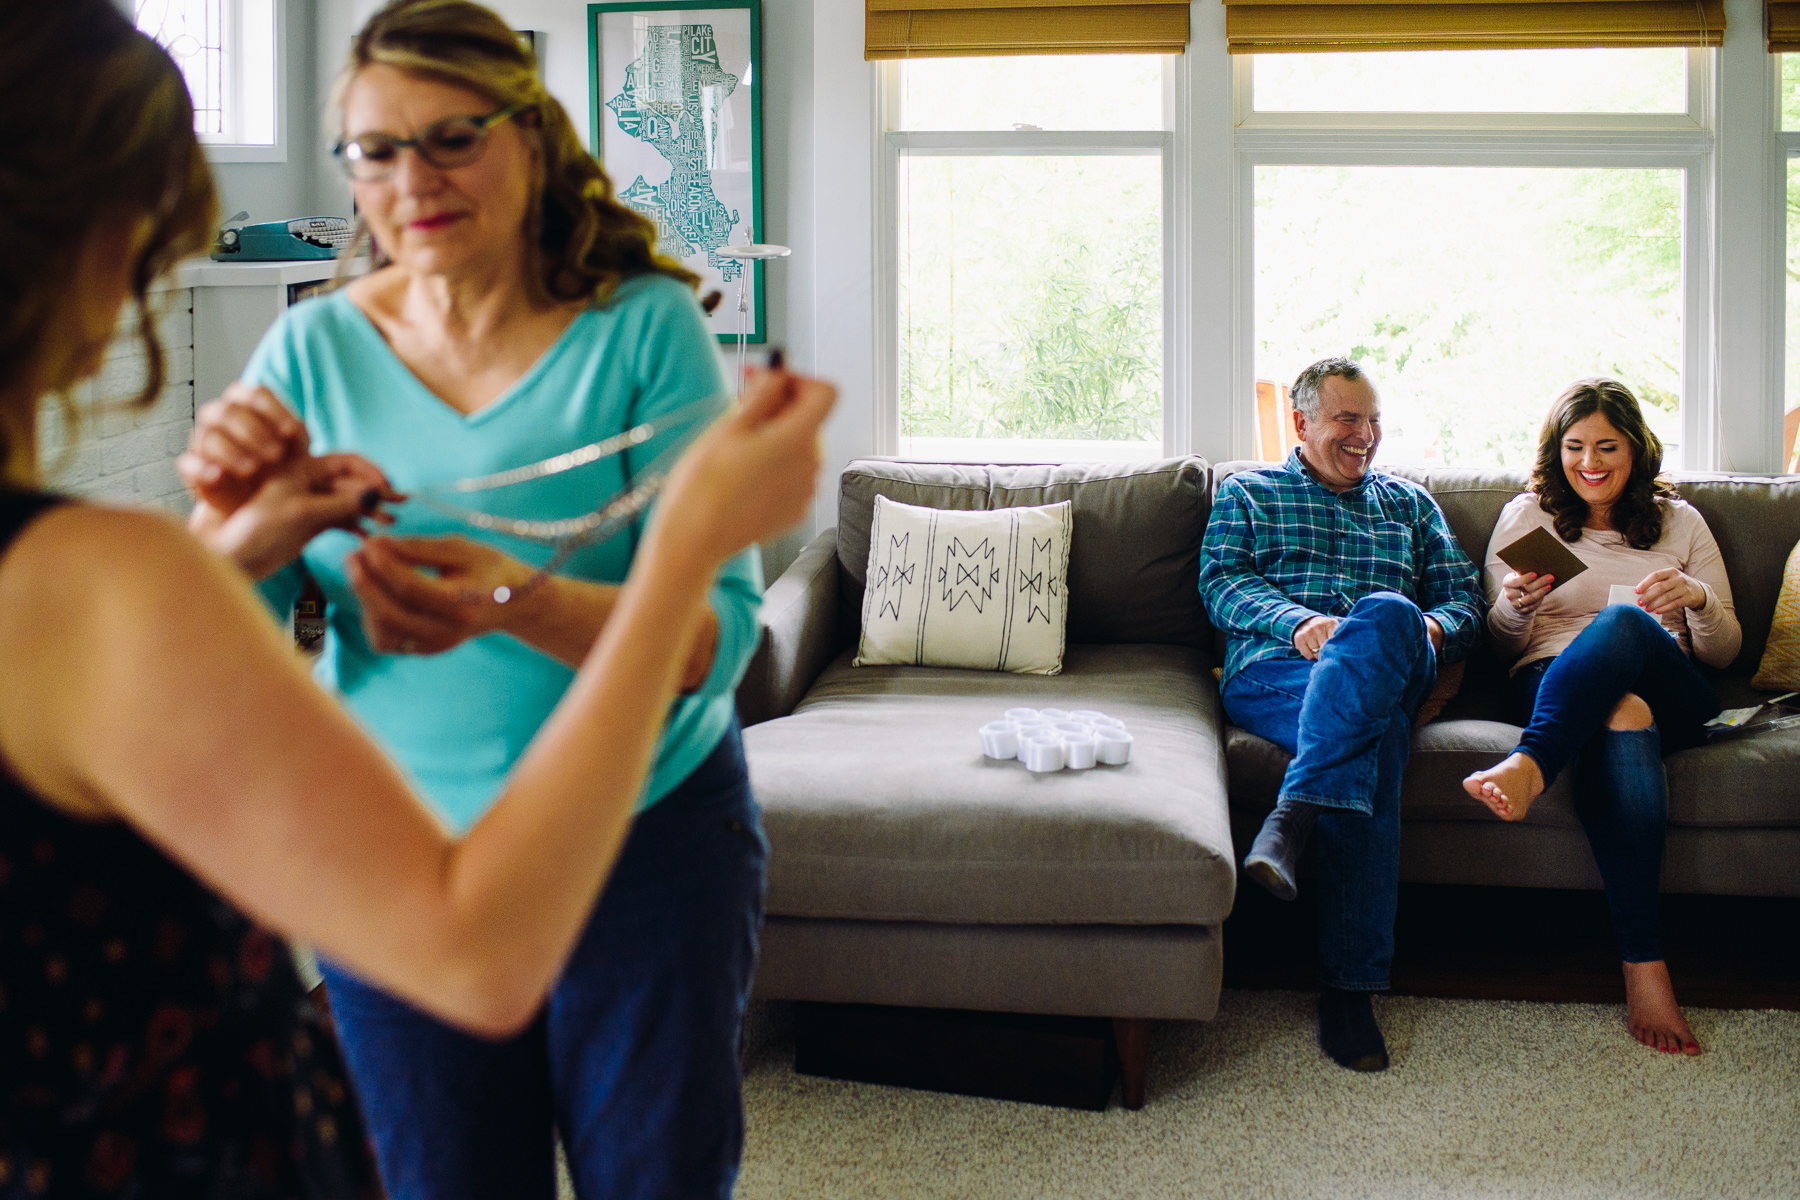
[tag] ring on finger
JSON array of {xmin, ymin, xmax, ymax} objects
[{"xmin": 400, "ymin": 637, "xmax": 418, "ymax": 654}]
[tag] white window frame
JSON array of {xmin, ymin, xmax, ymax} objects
[
  {"xmin": 1238, "ymin": 49, "xmax": 1710, "ymax": 132},
  {"xmin": 1224, "ymin": 49, "xmax": 1715, "ymax": 469},
  {"xmin": 1778, "ymin": 66, "xmax": 1800, "ymax": 468},
  {"xmin": 874, "ymin": 59, "xmax": 1179, "ymax": 461},
  {"xmin": 137, "ymin": 0, "xmax": 286, "ymax": 163}
]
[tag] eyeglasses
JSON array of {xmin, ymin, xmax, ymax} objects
[{"xmin": 332, "ymin": 103, "xmax": 527, "ymax": 182}]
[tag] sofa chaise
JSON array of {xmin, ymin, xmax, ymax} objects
[{"xmin": 736, "ymin": 457, "xmax": 1232, "ymax": 1109}]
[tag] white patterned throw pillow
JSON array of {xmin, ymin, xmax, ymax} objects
[{"xmin": 855, "ymin": 495, "xmax": 1073, "ymax": 675}]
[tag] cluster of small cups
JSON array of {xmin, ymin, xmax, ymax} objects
[{"xmin": 979, "ymin": 708, "xmax": 1133, "ymax": 773}]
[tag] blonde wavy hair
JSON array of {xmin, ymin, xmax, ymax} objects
[
  {"xmin": 337, "ymin": 0, "xmax": 699, "ymax": 306},
  {"xmin": 0, "ymin": 0, "xmax": 217, "ymax": 485}
]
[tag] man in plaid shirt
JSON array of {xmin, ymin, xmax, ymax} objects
[{"xmin": 1199, "ymin": 357, "xmax": 1483, "ymax": 1072}]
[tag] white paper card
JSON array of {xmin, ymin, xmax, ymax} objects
[{"xmin": 1706, "ymin": 705, "xmax": 1762, "ymax": 729}]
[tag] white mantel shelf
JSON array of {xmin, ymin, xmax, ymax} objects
[
  {"xmin": 177, "ymin": 258, "xmax": 371, "ymax": 405},
  {"xmin": 172, "ymin": 257, "xmax": 371, "ymax": 289}
]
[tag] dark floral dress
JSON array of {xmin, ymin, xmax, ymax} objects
[{"xmin": 0, "ymin": 490, "xmax": 381, "ymax": 1199}]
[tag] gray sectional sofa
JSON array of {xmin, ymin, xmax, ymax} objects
[{"xmin": 737, "ymin": 456, "xmax": 1800, "ymax": 1109}]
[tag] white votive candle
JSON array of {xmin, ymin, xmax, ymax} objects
[
  {"xmin": 1096, "ymin": 730, "xmax": 1134, "ymax": 765},
  {"xmin": 1022, "ymin": 736, "xmax": 1066, "ymax": 773},
  {"xmin": 979, "ymin": 721, "xmax": 1020, "ymax": 760}
]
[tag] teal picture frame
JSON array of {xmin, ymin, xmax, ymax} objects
[{"xmin": 587, "ymin": 0, "xmax": 765, "ymax": 345}]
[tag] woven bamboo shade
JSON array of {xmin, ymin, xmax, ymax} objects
[
  {"xmin": 866, "ymin": 0, "xmax": 1191, "ymax": 59},
  {"xmin": 1224, "ymin": 0, "xmax": 1724, "ymax": 54},
  {"xmin": 1772, "ymin": 0, "xmax": 1800, "ymax": 51}
]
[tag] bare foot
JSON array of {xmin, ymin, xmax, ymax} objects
[
  {"xmin": 1461, "ymin": 752, "xmax": 1545, "ymax": 821},
  {"xmin": 1623, "ymin": 960, "xmax": 1701, "ymax": 1056}
]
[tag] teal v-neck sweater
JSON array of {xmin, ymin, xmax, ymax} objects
[{"xmin": 247, "ymin": 273, "xmax": 760, "ymax": 832}]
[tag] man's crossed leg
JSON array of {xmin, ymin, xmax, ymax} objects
[{"xmin": 1220, "ymin": 591, "xmax": 1438, "ymax": 1071}]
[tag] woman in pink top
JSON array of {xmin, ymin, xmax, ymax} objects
[{"xmin": 1463, "ymin": 379, "xmax": 1739, "ymax": 1057}]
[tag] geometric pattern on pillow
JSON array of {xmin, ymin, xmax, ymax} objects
[
  {"xmin": 854, "ymin": 495, "xmax": 1072, "ymax": 675},
  {"xmin": 1752, "ymin": 537, "xmax": 1800, "ymax": 690}
]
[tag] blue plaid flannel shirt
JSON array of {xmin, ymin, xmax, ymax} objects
[{"xmin": 1199, "ymin": 451, "xmax": 1485, "ymax": 684}]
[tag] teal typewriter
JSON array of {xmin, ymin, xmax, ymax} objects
[{"xmin": 211, "ymin": 214, "xmax": 354, "ymax": 261}]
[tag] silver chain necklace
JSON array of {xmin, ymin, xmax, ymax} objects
[{"xmin": 402, "ymin": 396, "xmax": 717, "ymax": 604}]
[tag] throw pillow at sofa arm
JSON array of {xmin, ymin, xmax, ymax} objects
[
  {"xmin": 1752, "ymin": 537, "xmax": 1800, "ymax": 691},
  {"xmin": 854, "ymin": 495, "xmax": 1073, "ymax": 675}
]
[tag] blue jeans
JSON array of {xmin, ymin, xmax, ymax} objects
[
  {"xmin": 320, "ymin": 723, "xmax": 768, "ymax": 1200},
  {"xmin": 1221, "ymin": 592, "xmax": 1438, "ymax": 991},
  {"xmin": 1508, "ymin": 606, "xmax": 1722, "ymax": 963}
]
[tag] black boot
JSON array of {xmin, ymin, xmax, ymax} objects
[{"xmin": 1319, "ymin": 987, "xmax": 1389, "ymax": 1072}]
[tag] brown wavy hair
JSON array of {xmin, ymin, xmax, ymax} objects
[
  {"xmin": 1529, "ymin": 378, "xmax": 1677, "ymax": 550},
  {"xmin": 0, "ymin": 0, "xmax": 217, "ymax": 485},
  {"xmin": 336, "ymin": 0, "xmax": 698, "ymax": 305}
]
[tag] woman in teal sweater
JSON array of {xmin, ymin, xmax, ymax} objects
[
  {"xmin": 183, "ymin": 4, "xmax": 773, "ymax": 1196},
  {"xmin": 1, "ymin": 1, "xmax": 831, "ymax": 1194}
]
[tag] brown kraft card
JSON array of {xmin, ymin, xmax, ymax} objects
[{"xmin": 1495, "ymin": 525, "xmax": 1589, "ymax": 587}]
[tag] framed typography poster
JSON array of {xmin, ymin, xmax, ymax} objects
[{"xmin": 587, "ymin": 1, "xmax": 764, "ymax": 343}]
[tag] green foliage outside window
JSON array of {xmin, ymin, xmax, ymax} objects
[
  {"xmin": 898, "ymin": 154, "xmax": 1163, "ymax": 444},
  {"xmin": 1256, "ymin": 165, "xmax": 1683, "ymax": 469},
  {"xmin": 1782, "ymin": 55, "xmax": 1800, "ymax": 130}
]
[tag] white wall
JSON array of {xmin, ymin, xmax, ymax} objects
[
  {"xmin": 1714, "ymin": 0, "xmax": 1783, "ymax": 474},
  {"xmin": 805, "ymin": 1, "xmax": 872, "ymax": 543}
]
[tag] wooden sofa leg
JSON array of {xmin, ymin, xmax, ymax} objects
[{"xmin": 1113, "ymin": 1017, "xmax": 1151, "ymax": 1110}]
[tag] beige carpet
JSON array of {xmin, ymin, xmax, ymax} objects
[{"xmin": 734, "ymin": 990, "xmax": 1800, "ymax": 1200}]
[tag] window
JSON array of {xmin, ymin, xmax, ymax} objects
[
  {"xmin": 856, "ymin": 29, "xmax": 1783, "ymax": 476},
  {"xmin": 136, "ymin": 0, "xmax": 282, "ymax": 161},
  {"xmin": 1787, "ymin": 156, "xmax": 1800, "ymax": 472},
  {"xmin": 1242, "ymin": 50, "xmax": 1708, "ymax": 470},
  {"xmin": 881, "ymin": 56, "xmax": 1170, "ymax": 462},
  {"xmin": 1784, "ymin": 57, "xmax": 1800, "ymax": 472}
]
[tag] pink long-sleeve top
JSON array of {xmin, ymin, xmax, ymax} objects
[{"xmin": 1483, "ymin": 493, "xmax": 1742, "ymax": 674}]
